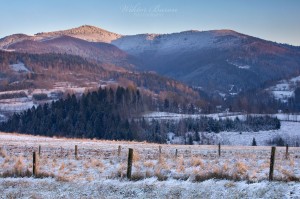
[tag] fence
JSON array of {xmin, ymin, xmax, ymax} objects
[{"xmin": 0, "ymin": 143, "xmax": 295, "ymax": 182}]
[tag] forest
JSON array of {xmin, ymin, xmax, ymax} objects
[{"xmin": 0, "ymin": 86, "xmax": 281, "ymax": 143}]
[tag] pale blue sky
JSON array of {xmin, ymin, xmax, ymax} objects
[{"xmin": 1, "ymin": 0, "xmax": 299, "ymax": 45}]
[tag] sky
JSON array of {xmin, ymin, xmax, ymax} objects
[{"xmin": 1, "ymin": 0, "xmax": 299, "ymax": 45}]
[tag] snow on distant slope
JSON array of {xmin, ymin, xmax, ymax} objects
[
  {"xmin": 227, "ymin": 60, "xmax": 251, "ymax": 69},
  {"xmin": 0, "ymin": 98, "xmax": 35, "ymax": 112},
  {"xmin": 0, "ymin": 113, "xmax": 6, "ymax": 122},
  {"xmin": 10, "ymin": 62, "xmax": 30, "ymax": 72},
  {"xmin": 267, "ymin": 75, "xmax": 300, "ymax": 102}
]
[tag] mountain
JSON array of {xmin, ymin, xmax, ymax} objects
[
  {"xmin": 1, "ymin": 25, "xmax": 300, "ymax": 96},
  {"xmin": 0, "ymin": 25, "xmax": 121, "ymax": 49},
  {"xmin": 111, "ymin": 30, "xmax": 300, "ymax": 94},
  {"xmin": 0, "ymin": 27, "xmax": 136, "ymax": 70},
  {"xmin": 35, "ymin": 25, "xmax": 122, "ymax": 43},
  {"xmin": 6, "ymin": 35, "xmax": 135, "ymax": 71}
]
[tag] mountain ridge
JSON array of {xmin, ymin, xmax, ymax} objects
[{"xmin": 1, "ymin": 25, "xmax": 300, "ymax": 96}]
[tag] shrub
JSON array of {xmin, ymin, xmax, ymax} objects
[{"xmin": 32, "ymin": 93, "xmax": 48, "ymax": 101}]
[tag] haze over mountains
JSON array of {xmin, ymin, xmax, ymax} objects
[{"xmin": 1, "ymin": 25, "xmax": 300, "ymax": 96}]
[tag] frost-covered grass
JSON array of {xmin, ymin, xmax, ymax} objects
[
  {"xmin": 0, "ymin": 132, "xmax": 300, "ymax": 198},
  {"xmin": 1, "ymin": 177, "xmax": 300, "ymax": 199},
  {"xmin": 0, "ymin": 132, "xmax": 300, "ymax": 183}
]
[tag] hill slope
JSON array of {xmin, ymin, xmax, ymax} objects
[{"xmin": 112, "ymin": 30, "xmax": 300, "ymax": 94}]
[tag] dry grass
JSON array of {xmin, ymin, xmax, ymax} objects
[
  {"xmin": 191, "ymin": 156, "xmax": 204, "ymax": 167},
  {"xmin": 59, "ymin": 163, "xmax": 66, "ymax": 171},
  {"xmin": 131, "ymin": 172, "xmax": 145, "ymax": 181},
  {"xmin": 235, "ymin": 161, "xmax": 248, "ymax": 176},
  {"xmin": 116, "ymin": 163, "xmax": 127, "ymax": 178},
  {"xmin": 1, "ymin": 156, "xmax": 31, "ymax": 178},
  {"xmin": 0, "ymin": 147, "xmax": 7, "ymax": 158},
  {"xmin": 176, "ymin": 155, "xmax": 185, "ymax": 173},
  {"xmin": 91, "ymin": 158, "xmax": 104, "ymax": 168},
  {"xmin": 13, "ymin": 156, "xmax": 29, "ymax": 177},
  {"xmin": 154, "ymin": 168, "xmax": 168, "ymax": 181},
  {"xmin": 194, "ymin": 171, "xmax": 234, "ymax": 182},
  {"xmin": 132, "ymin": 150, "xmax": 140, "ymax": 162},
  {"xmin": 144, "ymin": 161, "xmax": 155, "ymax": 168}
]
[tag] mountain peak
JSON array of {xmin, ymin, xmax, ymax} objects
[
  {"xmin": 35, "ymin": 25, "xmax": 122, "ymax": 43},
  {"xmin": 0, "ymin": 34, "xmax": 32, "ymax": 49},
  {"xmin": 60, "ymin": 25, "xmax": 115, "ymax": 34}
]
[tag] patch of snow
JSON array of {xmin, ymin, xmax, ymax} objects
[
  {"xmin": 227, "ymin": 60, "xmax": 251, "ymax": 69},
  {"xmin": 0, "ymin": 113, "xmax": 6, "ymax": 122},
  {"xmin": 290, "ymin": 75, "xmax": 300, "ymax": 83},
  {"xmin": 272, "ymin": 91, "xmax": 294, "ymax": 102},
  {"xmin": 0, "ymin": 98, "xmax": 36, "ymax": 111},
  {"xmin": 267, "ymin": 75, "xmax": 300, "ymax": 102},
  {"xmin": 10, "ymin": 62, "xmax": 30, "ymax": 72},
  {"xmin": 0, "ymin": 90, "xmax": 29, "ymax": 96},
  {"xmin": 218, "ymin": 92, "xmax": 226, "ymax": 98}
]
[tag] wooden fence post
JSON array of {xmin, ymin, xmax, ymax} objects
[
  {"xmin": 218, "ymin": 143, "xmax": 221, "ymax": 157},
  {"xmin": 158, "ymin": 146, "xmax": 162, "ymax": 161},
  {"xmin": 127, "ymin": 148, "xmax": 133, "ymax": 179},
  {"xmin": 269, "ymin": 146, "xmax": 276, "ymax": 181},
  {"xmin": 175, "ymin": 149, "xmax": 178, "ymax": 158},
  {"xmin": 286, "ymin": 144, "xmax": 289, "ymax": 159},
  {"xmin": 75, "ymin": 145, "xmax": 78, "ymax": 159},
  {"xmin": 33, "ymin": 152, "xmax": 37, "ymax": 177},
  {"xmin": 118, "ymin": 145, "xmax": 121, "ymax": 157},
  {"xmin": 38, "ymin": 145, "xmax": 41, "ymax": 157}
]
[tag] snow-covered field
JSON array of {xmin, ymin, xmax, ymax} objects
[
  {"xmin": 144, "ymin": 112, "xmax": 300, "ymax": 146},
  {"xmin": 143, "ymin": 111, "xmax": 300, "ymax": 122},
  {"xmin": 143, "ymin": 111, "xmax": 245, "ymax": 120},
  {"xmin": 219, "ymin": 121, "xmax": 300, "ymax": 146},
  {"xmin": 1, "ymin": 132, "xmax": 300, "ymax": 198},
  {"xmin": 169, "ymin": 122, "xmax": 300, "ymax": 146}
]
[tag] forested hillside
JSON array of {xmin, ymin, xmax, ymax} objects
[
  {"xmin": 0, "ymin": 86, "xmax": 281, "ymax": 143},
  {"xmin": 0, "ymin": 87, "xmax": 147, "ymax": 139}
]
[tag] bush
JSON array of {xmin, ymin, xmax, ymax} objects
[
  {"xmin": 32, "ymin": 93, "xmax": 48, "ymax": 101},
  {"xmin": 0, "ymin": 92, "xmax": 27, "ymax": 99}
]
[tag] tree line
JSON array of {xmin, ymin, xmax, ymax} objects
[{"xmin": 0, "ymin": 86, "xmax": 281, "ymax": 143}]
